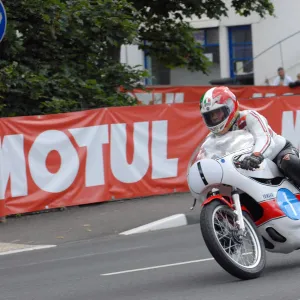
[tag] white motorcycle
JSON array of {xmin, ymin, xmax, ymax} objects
[{"xmin": 187, "ymin": 130, "xmax": 300, "ymax": 280}]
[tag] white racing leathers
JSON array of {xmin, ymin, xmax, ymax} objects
[{"xmin": 231, "ymin": 110, "xmax": 287, "ymax": 160}]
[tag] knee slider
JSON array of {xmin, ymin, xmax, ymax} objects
[{"xmin": 280, "ymin": 153, "xmax": 300, "ymax": 172}]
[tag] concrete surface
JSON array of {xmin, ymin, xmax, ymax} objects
[
  {"xmin": 1, "ymin": 224, "xmax": 300, "ymax": 300},
  {"xmin": 0, "ymin": 192, "xmax": 201, "ymax": 245},
  {"xmin": 119, "ymin": 213, "xmax": 200, "ymax": 235}
]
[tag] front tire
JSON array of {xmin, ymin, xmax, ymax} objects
[{"xmin": 200, "ymin": 200, "xmax": 266, "ymax": 280}]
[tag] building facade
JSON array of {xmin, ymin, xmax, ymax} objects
[{"xmin": 120, "ymin": 0, "xmax": 300, "ymax": 86}]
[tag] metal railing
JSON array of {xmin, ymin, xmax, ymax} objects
[{"xmin": 233, "ymin": 30, "xmax": 300, "ymax": 84}]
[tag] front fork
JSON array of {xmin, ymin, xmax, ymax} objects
[
  {"xmin": 232, "ymin": 188, "xmax": 246, "ymax": 236},
  {"xmin": 190, "ymin": 188, "xmax": 246, "ymax": 235}
]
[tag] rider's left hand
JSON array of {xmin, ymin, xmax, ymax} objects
[{"xmin": 240, "ymin": 152, "xmax": 264, "ymax": 170}]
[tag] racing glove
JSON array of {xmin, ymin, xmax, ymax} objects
[{"xmin": 240, "ymin": 152, "xmax": 264, "ymax": 171}]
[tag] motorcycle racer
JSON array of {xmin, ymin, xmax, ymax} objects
[{"xmin": 200, "ymin": 86, "xmax": 300, "ymax": 187}]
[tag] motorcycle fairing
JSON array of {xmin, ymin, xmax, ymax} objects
[{"xmin": 276, "ymin": 188, "xmax": 300, "ymax": 220}]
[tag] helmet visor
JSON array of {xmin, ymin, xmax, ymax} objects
[{"xmin": 202, "ymin": 107, "xmax": 230, "ymax": 127}]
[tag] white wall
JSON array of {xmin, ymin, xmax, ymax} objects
[
  {"xmin": 176, "ymin": 0, "xmax": 260, "ymax": 83},
  {"xmin": 186, "ymin": 0, "xmax": 300, "ymax": 85},
  {"xmin": 219, "ymin": 25, "xmax": 230, "ymax": 78},
  {"xmin": 252, "ymin": 0, "xmax": 300, "ymax": 85},
  {"xmin": 122, "ymin": 0, "xmax": 300, "ymax": 86},
  {"xmin": 170, "ymin": 64, "xmax": 221, "ymax": 85}
]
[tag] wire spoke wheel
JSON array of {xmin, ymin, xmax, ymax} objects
[
  {"xmin": 200, "ymin": 200, "xmax": 266, "ymax": 280},
  {"xmin": 213, "ymin": 205, "xmax": 260, "ymax": 269}
]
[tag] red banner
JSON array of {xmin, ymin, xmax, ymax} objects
[
  {"xmin": 128, "ymin": 85, "xmax": 300, "ymax": 105},
  {"xmin": 0, "ymin": 95, "xmax": 300, "ymax": 217}
]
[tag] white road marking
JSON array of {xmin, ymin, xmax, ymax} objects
[
  {"xmin": 120, "ymin": 214, "xmax": 188, "ymax": 235},
  {"xmin": 0, "ymin": 245, "xmax": 56, "ymax": 256},
  {"xmin": 101, "ymin": 257, "xmax": 214, "ymax": 276}
]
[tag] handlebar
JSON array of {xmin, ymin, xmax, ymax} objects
[
  {"xmin": 234, "ymin": 160, "xmax": 242, "ymax": 168},
  {"xmin": 233, "ymin": 158, "xmax": 260, "ymax": 171}
]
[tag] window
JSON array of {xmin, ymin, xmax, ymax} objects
[
  {"xmin": 144, "ymin": 53, "xmax": 170, "ymax": 85},
  {"xmin": 143, "ymin": 27, "xmax": 220, "ymax": 85},
  {"xmin": 228, "ymin": 25, "xmax": 253, "ymax": 78},
  {"xmin": 206, "ymin": 28, "xmax": 219, "ymax": 45},
  {"xmin": 193, "ymin": 27, "xmax": 220, "ymax": 64},
  {"xmin": 143, "ymin": 41, "xmax": 170, "ymax": 85},
  {"xmin": 149, "ymin": 56, "xmax": 170, "ymax": 85},
  {"xmin": 194, "ymin": 30, "xmax": 205, "ymax": 45}
]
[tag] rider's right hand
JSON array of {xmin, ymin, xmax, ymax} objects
[{"xmin": 240, "ymin": 152, "xmax": 264, "ymax": 171}]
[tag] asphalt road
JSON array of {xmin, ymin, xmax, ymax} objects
[
  {"xmin": 1, "ymin": 224, "xmax": 300, "ymax": 300},
  {"xmin": 0, "ymin": 192, "xmax": 199, "ymax": 245}
]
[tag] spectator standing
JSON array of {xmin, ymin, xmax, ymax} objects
[{"xmin": 265, "ymin": 67, "xmax": 293, "ymax": 86}]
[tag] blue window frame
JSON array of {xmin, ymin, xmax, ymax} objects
[
  {"xmin": 193, "ymin": 28, "xmax": 219, "ymax": 47},
  {"xmin": 143, "ymin": 40, "xmax": 151, "ymax": 85},
  {"xmin": 143, "ymin": 27, "xmax": 220, "ymax": 84},
  {"xmin": 143, "ymin": 40, "xmax": 170, "ymax": 85},
  {"xmin": 228, "ymin": 25, "xmax": 253, "ymax": 78},
  {"xmin": 193, "ymin": 27, "xmax": 220, "ymax": 64}
]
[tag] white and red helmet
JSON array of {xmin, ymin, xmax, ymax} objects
[{"xmin": 200, "ymin": 86, "xmax": 239, "ymax": 135}]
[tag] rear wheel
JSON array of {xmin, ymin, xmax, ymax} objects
[{"xmin": 200, "ymin": 200, "xmax": 266, "ymax": 280}]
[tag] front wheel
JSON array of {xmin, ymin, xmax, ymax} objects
[{"xmin": 200, "ymin": 200, "xmax": 266, "ymax": 280}]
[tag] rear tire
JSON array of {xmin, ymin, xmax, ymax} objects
[{"xmin": 200, "ymin": 200, "xmax": 266, "ymax": 280}]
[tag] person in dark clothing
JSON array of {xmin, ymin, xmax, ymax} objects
[{"xmin": 289, "ymin": 73, "xmax": 300, "ymax": 88}]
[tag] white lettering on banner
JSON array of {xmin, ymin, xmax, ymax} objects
[
  {"xmin": 166, "ymin": 93, "xmax": 184, "ymax": 104},
  {"xmin": 69, "ymin": 125, "xmax": 109, "ymax": 187},
  {"xmin": 110, "ymin": 122, "xmax": 149, "ymax": 183},
  {"xmin": 127, "ymin": 93, "xmax": 184, "ymax": 104},
  {"xmin": 1, "ymin": 121, "xmax": 179, "ymax": 198},
  {"xmin": 0, "ymin": 135, "xmax": 27, "ymax": 200},
  {"xmin": 252, "ymin": 92, "xmax": 295, "ymax": 99},
  {"xmin": 28, "ymin": 130, "xmax": 80, "ymax": 193},
  {"xmin": 282, "ymin": 111, "xmax": 300, "ymax": 149},
  {"xmin": 252, "ymin": 93, "xmax": 276, "ymax": 98},
  {"xmin": 152, "ymin": 121, "xmax": 178, "ymax": 179},
  {"xmin": 252, "ymin": 93, "xmax": 263, "ymax": 98},
  {"xmin": 129, "ymin": 92, "xmax": 297, "ymax": 102},
  {"xmin": 128, "ymin": 93, "xmax": 153, "ymax": 105},
  {"xmin": 153, "ymin": 93, "xmax": 163, "ymax": 104}
]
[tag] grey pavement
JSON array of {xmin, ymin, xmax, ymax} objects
[
  {"xmin": 0, "ymin": 192, "xmax": 201, "ymax": 245},
  {"xmin": 1, "ymin": 224, "xmax": 300, "ymax": 300}
]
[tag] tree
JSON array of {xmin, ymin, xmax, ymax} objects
[
  {"xmin": 0, "ymin": 0, "xmax": 274, "ymax": 117},
  {"xmin": 134, "ymin": 0, "xmax": 274, "ymax": 73},
  {"xmin": 0, "ymin": 0, "xmax": 147, "ymax": 117}
]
